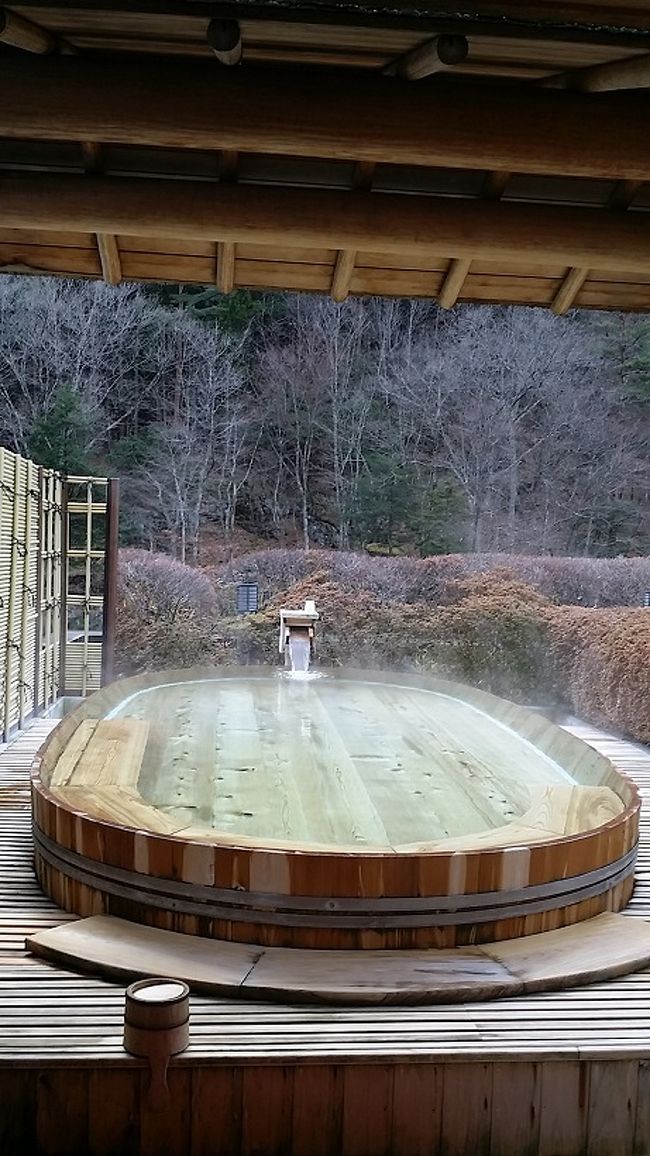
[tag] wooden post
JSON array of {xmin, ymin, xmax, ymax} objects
[
  {"xmin": 59, "ymin": 478, "xmax": 68, "ymax": 697},
  {"xmin": 101, "ymin": 478, "xmax": 119, "ymax": 687},
  {"xmin": 4, "ymin": 454, "xmax": 20, "ymax": 739},
  {"xmin": 34, "ymin": 467, "xmax": 44, "ymax": 716},
  {"xmin": 52, "ymin": 471, "xmax": 62, "ymax": 705}
]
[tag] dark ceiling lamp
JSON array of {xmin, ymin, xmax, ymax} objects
[{"xmin": 207, "ymin": 18, "xmax": 242, "ymax": 66}]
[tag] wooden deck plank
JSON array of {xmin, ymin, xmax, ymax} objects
[{"xmin": 0, "ymin": 714, "xmax": 649, "ymax": 1064}]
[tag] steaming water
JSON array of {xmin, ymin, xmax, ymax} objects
[{"xmin": 104, "ymin": 673, "xmax": 599, "ymax": 848}]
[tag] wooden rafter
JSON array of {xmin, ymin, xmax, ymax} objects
[
  {"xmin": 438, "ymin": 170, "xmax": 510, "ymax": 308},
  {"xmin": 330, "ymin": 250, "xmax": 357, "ymax": 303},
  {"xmin": 216, "ymin": 241, "xmax": 235, "ymax": 294},
  {"xmin": 330, "ymin": 160, "xmax": 375, "ymax": 303},
  {"xmin": 219, "ymin": 149, "xmax": 239, "ymax": 182},
  {"xmin": 482, "ymin": 171, "xmax": 511, "ymax": 200},
  {"xmin": 541, "ymin": 52, "xmax": 650, "ymax": 93},
  {"xmin": 352, "ymin": 161, "xmax": 375, "ymax": 191},
  {"xmin": 0, "ymin": 7, "xmax": 56, "ymax": 53},
  {"xmin": 2, "ymin": 57, "xmax": 650, "ymax": 182},
  {"xmin": 96, "ymin": 234, "xmax": 122, "ymax": 285},
  {"xmin": 81, "ymin": 141, "xmax": 103, "ymax": 173},
  {"xmin": 81, "ymin": 142, "xmax": 120, "ymax": 284},
  {"xmin": 438, "ymin": 259, "xmax": 472, "ymax": 310},
  {"xmin": 385, "ymin": 34, "xmax": 468, "ymax": 80},
  {"xmin": 4, "ymin": 174, "xmax": 650, "ymax": 277},
  {"xmin": 551, "ymin": 267, "xmax": 589, "ymax": 315},
  {"xmin": 216, "ymin": 145, "xmax": 239, "ymax": 290},
  {"xmin": 551, "ymin": 179, "xmax": 641, "ymax": 315},
  {"xmin": 609, "ymin": 180, "xmax": 642, "ymax": 210}
]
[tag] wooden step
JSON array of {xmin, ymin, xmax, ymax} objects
[{"xmin": 26, "ymin": 911, "xmax": 650, "ymax": 1006}]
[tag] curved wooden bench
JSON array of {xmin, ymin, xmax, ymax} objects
[{"xmin": 26, "ymin": 912, "xmax": 650, "ymax": 1005}]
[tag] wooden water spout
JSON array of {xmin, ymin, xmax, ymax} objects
[{"xmin": 278, "ymin": 600, "xmax": 319, "ymax": 671}]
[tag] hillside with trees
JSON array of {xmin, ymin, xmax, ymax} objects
[{"xmin": 0, "ymin": 276, "xmax": 648, "ymax": 561}]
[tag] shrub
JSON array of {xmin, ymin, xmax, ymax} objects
[
  {"xmin": 117, "ymin": 548, "xmax": 650, "ymax": 747},
  {"xmin": 212, "ymin": 547, "xmax": 650, "ymax": 610},
  {"xmin": 546, "ymin": 608, "xmax": 650, "ymax": 743},
  {"xmin": 115, "ymin": 549, "xmax": 230, "ymax": 674},
  {"xmin": 428, "ymin": 572, "xmax": 555, "ymax": 702}
]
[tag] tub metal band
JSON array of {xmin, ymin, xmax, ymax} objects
[{"xmin": 33, "ymin": 825, "xmax": 637, "ymax": 930}]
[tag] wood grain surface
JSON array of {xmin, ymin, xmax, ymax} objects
[
  {"xmin": 31, "ymin": 671, "xmax": 639, "ymax": 946},
  {"xmin": 4, "ymin": 716, "xmax": 650, "ymax": 1152}
]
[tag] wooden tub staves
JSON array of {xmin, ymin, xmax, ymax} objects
[{"xmin": 31, "ymin": 668, "xmax": 640, "ymax": 949}]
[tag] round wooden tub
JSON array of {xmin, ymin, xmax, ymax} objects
[{"xmin": 31, "ymin": 668, "xmax": 640, "ymax": 949}]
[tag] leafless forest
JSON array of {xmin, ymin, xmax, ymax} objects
[{"xmin": 0, "ymin": 276, "xmax": 648, "ymax": 560}]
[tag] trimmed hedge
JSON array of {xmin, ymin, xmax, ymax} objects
[
  {"xmin": 546, "ymin": 608, "xmax": 650, "ymax": 744},
  {"xmin": 216, "ymin": 547, "xmax": 650, "ymax": 609},
  {"xmin": 117, "ymin": 550, "xmax": 650, "ymax": 745}
]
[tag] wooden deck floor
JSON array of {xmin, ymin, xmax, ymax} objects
[{"xmin": 2, "ymin": 715, "xmax": 650, "ymax": 1067}]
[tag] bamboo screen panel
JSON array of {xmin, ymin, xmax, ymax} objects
[
  {"xmin": 38, "ymin": 466, "xmax": 63, "ymax": 713},
  {"xmin": 0, "ymin": 448, "xmax": 63, "ymax": 742},
  {"xmin": 63, "ymin": 477, "xmax": 108, "ymax": 697}
]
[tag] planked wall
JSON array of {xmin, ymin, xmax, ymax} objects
[
  {"xmin": 0, "ymin": 447, "xmax": 62, "ymax": 742},
  {"xmin": 0, "ymin": 1057, "xmax": 648, "ymax": 1155}
]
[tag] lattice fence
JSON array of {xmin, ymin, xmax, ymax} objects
[{"xmin": 0, "ymin": 447, "xmax": 118, "ymax": 742}]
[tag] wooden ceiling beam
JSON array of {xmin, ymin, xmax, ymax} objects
[
  {"xmin": 541, "ymin": 52, "xmax": 650, "ymax": 93},
  {"xmin": 385, "ymin": 35, "xmax": 468, "ymax": 80},
  {"xmin": 3, "ymin": 174, "xmax": 650, "ymax": 277},
  {"xmin": 0, "ymin": 7, "xmax": 57, "ymax": 53},
  {"xmin": 7, "ymin": 2, "xmax": 650, "ymax": 45},
  {"xmin": 2, "ymin": 58, "xmax": 650, "ymax": 182}
]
